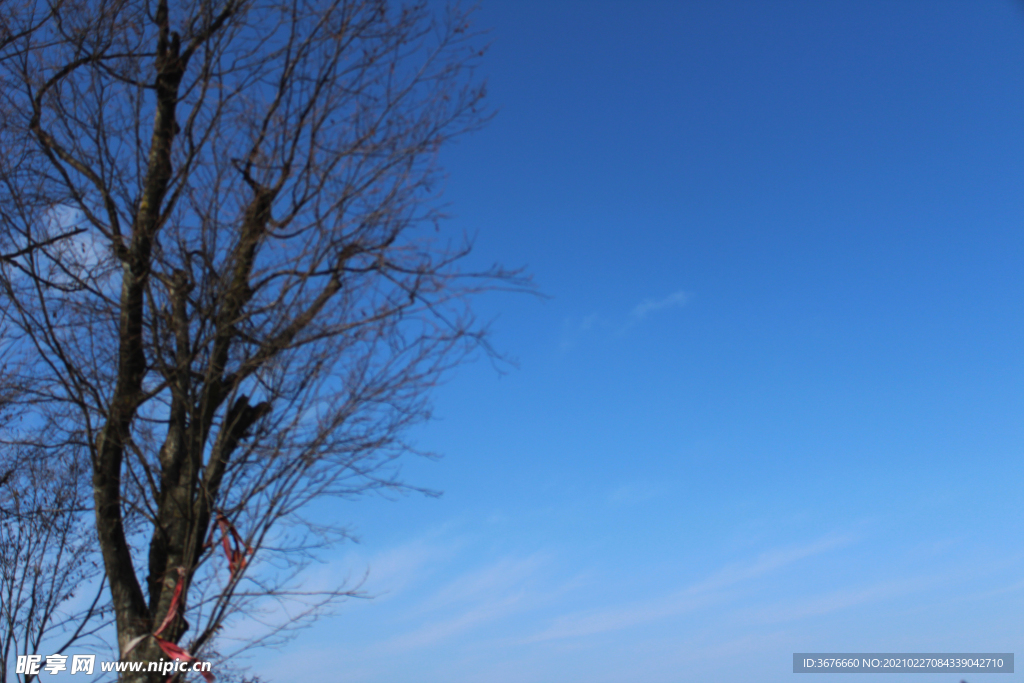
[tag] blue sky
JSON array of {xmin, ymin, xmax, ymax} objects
[{"xmin": 259, "ymin": 2, "xmax": 1024, "ymax": 681}]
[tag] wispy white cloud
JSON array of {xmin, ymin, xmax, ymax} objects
[
  {"xmin": 690, "ymin": 532, "xmax": 853, "ymax": 594},
  {"xmin": 351, "ymin": 553, "xmax": 575, "ymax": 657},
  {"xmin": 560, "ymin": 290, "xmax": 691, "ymax": 350},
  {"xmin": 354, "ymin": 530, "xmax": 464, "ymax": 599},
  {"xmin": 265, "ymin": 524, "xmax": 1005, "ymax": 683},
  {"xmin": 525, "ymin": 532, "xmax": 854, "ymax": 642},
  {"xmin": 414, "ymin": 555, "xmax": 549, "ymax": 613},
  {"xmin": 738, "ymin": 575, "xmax": 943, "ymax": 625},
  {"xmin": 212, "ymin": 533, "xmax": 462, "ymax": 648},
  {"xmin": 630, "ymin": 290, "xmax": 690, "ymax": 320},
  {"xmin": 378, "ymin": 592, "xmax": 529, "ymax": 651}
]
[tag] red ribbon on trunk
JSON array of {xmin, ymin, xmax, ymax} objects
[
  {"xmin": 153, "ymin": 637, "xmax": 215, "ymax": 683},
  {"xmin": 128, "ymin": 513, "xmax": 251, "ymax": 681},
  {"xmin": 120, "ymin": 567, "xmax": 215, "ymax": 682}
]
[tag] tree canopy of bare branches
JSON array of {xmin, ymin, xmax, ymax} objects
[{"xmin": 0, "ymin": 1, "xmax": 507, "ymax": 680}]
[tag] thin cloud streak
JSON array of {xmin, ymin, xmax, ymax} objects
[
  {"xmin": 561, "ymin": 290, "xmax": 692, "ymax": 350},
  {"xmin": 630, "ymin": 290, "xmax": 690, "ymax": 320},
  {"xmin": 525, "ymin": 532, "xmax": 855, "ymax": 642},
  {"xmin": 738, "ymin": 575, "xmax": 945, "ymax": 625}
]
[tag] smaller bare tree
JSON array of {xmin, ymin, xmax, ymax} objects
[{"xmin": 0, "ymin": 441, "xmax": 111, "ymax": 683}]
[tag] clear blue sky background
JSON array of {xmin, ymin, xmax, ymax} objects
[{"xmin": 262, "ymin": 2, "xmax": 1024, "ymax": 681}]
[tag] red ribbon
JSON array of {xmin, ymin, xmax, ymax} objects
[
  {"xmin": 206, "ymin": 512, "xmax": 252, "ymax": 577},
  {"xmin": 142, "ymin": 513, "xmax": 251, "ymax": 682},
  {"xmin": 147, "ymin": 568, "xmax": 215, "ymax": 682},
  {"xmin": 154, "ymin": 568, "xmax": 185, "ymax": 638},
  {"xmin": 153, "ymin": 637, "xmax": 215, "ymax": 683}
]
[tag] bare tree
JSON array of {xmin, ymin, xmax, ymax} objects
[
  {"xmin": 0, "ymin": 1, "xmax": 510, "ymax": 680},
  {"xmin": 0, "ymin": 444, "xmax": 111, "ymax": 683}
]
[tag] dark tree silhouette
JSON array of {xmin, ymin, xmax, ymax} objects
[{"xmin": 0, "ymin": 1, "xmax": 512, "ymax": 680}]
